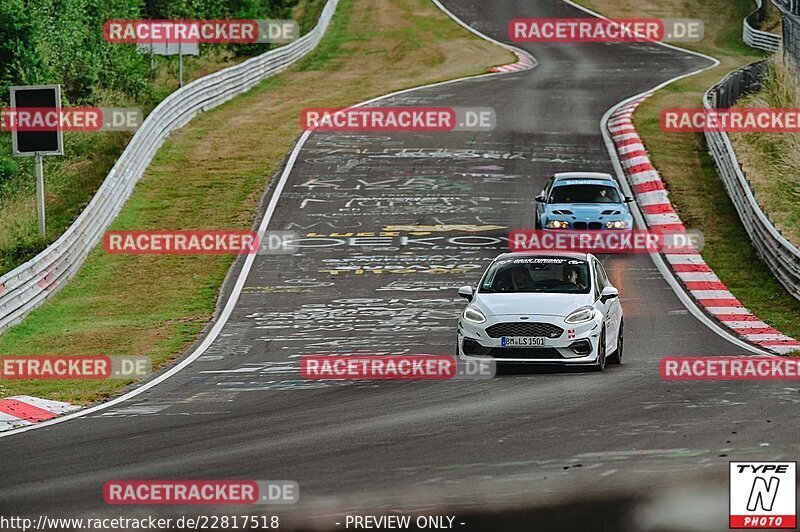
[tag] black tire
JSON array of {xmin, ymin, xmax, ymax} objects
[
  {"xmin": 608, "ymin": 322, "xmax": 623, "ymax": 365},
  {"xmin": 534, "ymin": 216, "xmax": 542, "ymax": 230},
  {"xmin": 592, "ymin": 328, "xmax": 606, "ymax": 372}
]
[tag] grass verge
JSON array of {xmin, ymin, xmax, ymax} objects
[
  {"xmin": 0, "ymin": 0, "xmax": 512, "ymax": 403},
  {"xmin": 0, "ymin": 1, "xmax": 323, "ymax": 276},
  {"xmin": 577, "ymin": 0, "xmax": 800, "ymax": 339},
  {"xmin": 731, "ymin": 54, "xmax": 800, "ymax": 246}
]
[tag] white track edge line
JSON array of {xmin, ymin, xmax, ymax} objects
[
  {"xmin": 561, "ymin": 0, "xmax": 721, "ymax": 65},
  {"xmin": 0, "ymin": 0, "xmax": 538, "ymax": 439},
  {"xmin": 603, "ymin": 100, "xmax": 770, "ymax": 356},
  {"xmin": 565, "ymin": 0, "xmax": 771, "ymax": 353},
  {"xmin": 583, "ymin": 29, "xmax": 772, "ymax": 353},
  {"xmin": 430, "ymin": 0, "xmax": 538, "ymax": 69}
]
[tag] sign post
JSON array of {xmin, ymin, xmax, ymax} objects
[
  {"xmin": 35, "ymin": 154, "xmax": 45, "ymax": 236},
  {"xmin": 10, "ymin": 84, "xmax": 63, "ymax": 238},
  {"xmin": 135, "ymin": 24, "xmax": 198, "ymax": 88},
  {"xmin": 179, "ymin": 40, "xmax": 184, "ymax": 87}
]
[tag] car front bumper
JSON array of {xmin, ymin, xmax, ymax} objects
[
  {"xmin": 457, "ymin": 315, "xmax": 602, "ymax": 364},
  {"xmin": 540, "ymin": 222, "xmax": 634, "ymax": 231}
]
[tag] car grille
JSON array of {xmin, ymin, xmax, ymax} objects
[
  {"xmin": 463, "ymin": 339, "xmax": 563, "ymax": 359},
  {"xmin": 485, "ymin": 322, "xmax": 564, "ymax": 339},
  {"xmin": 572, "ymin": 222, "xmax": 602, "ymax": 230}
]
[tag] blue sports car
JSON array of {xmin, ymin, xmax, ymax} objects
[{"xmin": 535, "ymin": 172, "xmax": 634, "ymax": 230}]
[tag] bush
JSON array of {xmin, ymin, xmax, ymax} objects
[
  {"xmin": 0, "ymin": 0, "xmax": 305, "ymax": 107},
  {"xmin": 0, "ymin": 0, "xmax": 310, "ymax": 274},
  {"xmin": 0, "ymin": 155, "xmax": 19, "ymax": 184}
]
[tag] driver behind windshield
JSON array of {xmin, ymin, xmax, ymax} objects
[
  {"xmin": 481, "ymin": 260, "xmax": 590, "ymax": 294},
  {"xmin": 549, "ymin": 184, "xmax": 620, "ymax": 204},
  {"xmin": 563, "ymin": 264, "xmax": 587, "ymax": 290},
  {"xmin": 511, "ymin": 266, "xmax": 535, "ymax": 291},
  {"xmin": 594, "ymin": 188, "xmax": 608, "ymax": 203}
]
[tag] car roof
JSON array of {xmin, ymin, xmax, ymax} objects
[
  {"xmin": 492, "ymin": 251, "xmax": 593, "ymax": 262},
  {"xmin": 553, "ymin": 172, "xmax": 615, "ymax": 182}
]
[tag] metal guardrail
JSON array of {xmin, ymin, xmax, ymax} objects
[
  {"xmin": 772, "ymin": 0, "xmax": 800, "ymax": 16},
  {"xmin": 744, "ymin": 0, "xmax": 782, "ymax": 51},
  {"xmin": 0, "ymin": 0, "xmax": 338, "ymax": 333},
  {"xmin": 772, "ymin": 0, "xmax": 800, "ymax": 63},
  {"xmin": 704, "ymin": 61, "xmax": 800, "ymax": 302}
]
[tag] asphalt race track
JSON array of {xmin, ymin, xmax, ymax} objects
[{"xmin": 2, "ymin": 1, "xmax": 798, "ymax": 530}]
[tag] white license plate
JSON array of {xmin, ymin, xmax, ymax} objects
[{"xmin": 501, "ymin": 337, "xmax": 546, "ymax": 347}]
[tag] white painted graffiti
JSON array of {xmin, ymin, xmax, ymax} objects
[
  {"xmin": 245, "ymin": 298, "xmax": 460, "ymax": 333},
  {"xmin": 317, "ymin": 255, "xmax": 488, "ymax": 275},
  {"xmin": 294, "ymin": 235, "xmax": 508, "ymax": 250},
  {"xmin": 294, "ymin": 176, "xmax": 472, "ymax": 192},
  {"xmin": 375, "ymin": 280, "xmax": 469, "ymax": 292}
]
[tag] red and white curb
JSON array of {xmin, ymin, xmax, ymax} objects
[
  {"xmin": 609, "ymin": 96, "xmax": 800, "ymax": 355},
  {"xmin": 489, "ymin": 52, "xmax": 535, "ymax": 73},
  {"xmin": 0, "ymin": 396, "xmax": 79, "ymax": 432}
]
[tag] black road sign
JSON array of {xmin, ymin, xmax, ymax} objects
[{"xmin": 10, "ymin": 85, "xmax": 63, "ymax": 156}]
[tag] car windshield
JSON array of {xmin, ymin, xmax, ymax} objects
[
  {"xmin": 480, "ymin": 257, "xmax": 591, "ymax": 294},
  {"xmin": 549, "ymin": 183, "xmax": 621, "ymax": 204}
]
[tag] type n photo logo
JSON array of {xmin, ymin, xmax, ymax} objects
[{"xmin": 730, "ymin": 462, "xmax": 796, "ymax": 529}]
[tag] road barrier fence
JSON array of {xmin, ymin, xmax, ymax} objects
[
  {"xmin": 744, "ymin": 0, "xmax": 782, "ymax": 52},
  {"xmin": 0, "ymin": 0, "xmax": 338, "ymax": 333},
  {"xmin": 772, "ymin": 0, "xmax": 800, "ymax": 61},
  {"xmin": 704, "ymin": 60, "xmax": 800, "ymax": 302}
]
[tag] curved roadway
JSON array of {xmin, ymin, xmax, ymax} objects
[{"xmin": 2, "ymin": 1, "xmax": 797, "ymax": 530}]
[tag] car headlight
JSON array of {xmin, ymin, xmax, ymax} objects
[
  {"xmin": 546, "ymin": 220, "xmax": 570, "ymax": 229},
  {"xmin": 462, "ymin": 306, "xmax": 486, "ymax": 324},
  {"xmin": 565, "ymin": 305, "xmax": 596, "ymax": 324},
  {"xmin": 605, "ymin": 220, "xmax": 629, "ymax": 229}
]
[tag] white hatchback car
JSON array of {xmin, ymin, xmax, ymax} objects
[{"xmin": 457, "ymin": 252, "xmax": 623, "ymax": 370}]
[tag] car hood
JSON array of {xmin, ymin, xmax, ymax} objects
[
  {"xmin": 472, "ymin": 292, "xmax": 594, "ymax": 318},
  {"xmin": 546, "ymin": 203, "xmax": 629, "ymax": 220}
]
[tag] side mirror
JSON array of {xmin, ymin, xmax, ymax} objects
[
  {"xmin": 458, "ymin": 286, "xmax": 474, "ymax": 300},
  {"xmin": 600, "ymin": 285, "xmax": 619, "ymax": 303},
  {"xmin": 624, "ymin": 196, "xmax": 634, "ymax": 203},
  {"xmin": 535, "ymin": 195, "xmax": 545, "ymax": 203}
]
